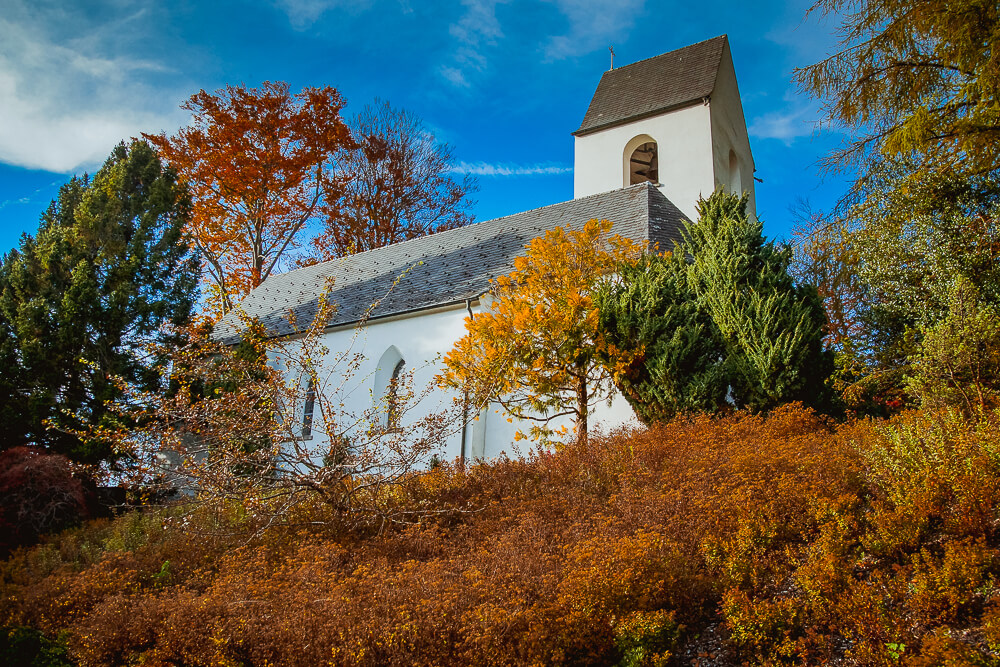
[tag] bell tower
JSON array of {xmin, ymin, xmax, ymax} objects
[{"xmin": 572, "ymin": 35, "xmax": 755, "ymax": 222}]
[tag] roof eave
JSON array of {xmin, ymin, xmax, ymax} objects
[{"xmin": 571, "ymin": 95, "xmax": 711, "ymax": 137}]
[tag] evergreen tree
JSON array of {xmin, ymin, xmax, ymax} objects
[
  {"xmin": 597, "ymin": 191, "xmax": 833, "ymax": 420},
  {"xmin": 687, "ymin": 192, "xmax": 833, "ymax": 412},
  {"xmin": 0, "ymin": 140, "xmax": 199, "ymax": 465},
  {"xmin": 596, "ymin": 251, "xmax": 728, "ymax": 424}
]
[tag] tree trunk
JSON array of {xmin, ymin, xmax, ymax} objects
[{"xmin": 576, "ymin": 363, "xmax": 588, "ymax": 446}]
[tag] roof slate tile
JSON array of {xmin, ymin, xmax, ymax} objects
[
  {"xmin": 214, "ymin": 183, "xmax": 687, "ymax": 342},
  {"xmin": 574, "ymin": 35, "xmax": 726, "ymax": 136}
]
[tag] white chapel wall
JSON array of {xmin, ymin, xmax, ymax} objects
[
  {"xmin": 709, "ymin": 39, "xmax": 757, "ymax": 216},
  {"xmin": 573, "ymin": 102, "xmax": 715, "ymax": 221},
  {"xmin": 275, "ymin": 301, "xmax": 641, "ymax": 468}
]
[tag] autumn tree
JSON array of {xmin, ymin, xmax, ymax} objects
[
  {"xmin": 145, "ymin": 82, "xmax": 352, "ymax": 317},
  {"xmin": 796, "ymin": 0, "xmax": 1000, "ymax": 186},
  {"xmin": 308, "ymin": 100, "xmax": 477, "ymax": 261},
  {"xmin": 0, "ymin": 141, "xmax": 199, "ymax": 465},
  {"xmin": 439, "ymin": 220, "xmax": 641, "ymax": 444},
  {"xmin": 788, "ymin": 200, "xmax": 866, "ymax": 351}
]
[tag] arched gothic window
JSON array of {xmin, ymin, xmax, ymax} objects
[
  {"xmin": 373, "ymin": 346, "xmax": 405, "ymax": 432},
  {"xmin": 728, "ymin": 149, "xmax": 742, "ymax": 195},
  {"xmin": 301, "ymin": 377, "xmax": 316, "ymax": 439}
]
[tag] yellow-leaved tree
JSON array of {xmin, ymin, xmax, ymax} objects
[{"xmin": 438, "ymin": 219, "xmax": 642, "ymax": 445}]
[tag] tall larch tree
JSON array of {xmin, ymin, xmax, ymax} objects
[
  {"xmin": 145, "ymin": 82, "xmax": 352, "ymax": 318},
  {"xmin": 796, "ymin": 0, "xmax": 1000, "ymax": 411}
]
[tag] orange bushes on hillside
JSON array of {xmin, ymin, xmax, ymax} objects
[{"xmin": 4, "ymin": 406, "xmax": 1000, "ymax": 665}]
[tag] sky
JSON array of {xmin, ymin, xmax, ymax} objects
[{"xmin": 0, "ymin": 0, "xmax": 854, "ymax": 256}]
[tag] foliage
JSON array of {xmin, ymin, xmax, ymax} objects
[
  {"xmin": 853, "ymin": 167, "xmax": 1000, "ymax": 326},
  {"xmin": 308, "ymin": 100, "xmax": 477, "ymax": 261},
  {"xmin": 602, "ymin": 192, "xmax": 832, "ymax": 420},
  {"xmin": 789, "ymin": 200, "xmax": 866, "ymax": 351},
  {"xmin": 439, "ymin": 219, "xmax": 642, "ymax": 444},
  {"xmin": 145, "ymin": 82, "xmax": 352, "ymax": 317},
  {"xmin": 0, "ymin": 448, "xmax": 88, "ymax": 556},
  {"xmin": 0, "ymin": 626, "xmax": 72, "ymax": 667},
  {"xmin": 0, "ymin": 140, "xmax": 199, "ymax": 464},
  {"xmin": 686, "ymin": 192, "xmax": 833, "ymax": 413},
  {"xmin": 595, "ymin": 250, "xmax": 729, "ymax": 423},
  {"xmin": 796, "ymin": 0, "xmax": 1000, "ymax": 414},
  {"xmin": 907, "ymin": 279, "xmax": 1000, "ymax": 413},
  {"xmin": 7, "ymin": 406, "xmax": 1000, "ymax": 663},
  {"xmin": 796, "ymin": 0, "xmax": 1000, "ymax": 184}
]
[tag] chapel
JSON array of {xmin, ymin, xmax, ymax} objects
[{"xmin": 215, "ymin": 34, "xmax": 756, "ymax": 462}]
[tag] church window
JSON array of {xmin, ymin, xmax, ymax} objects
[
  {"xmin": 386, "ymin": 358, "xmax": 405, "ymax": 432},
  {"xmin": 628, "ymin": 141, "xmax": 658, "ymax": 185},
  {"xmin": 302, "ymin": 377, "xmax": 316, "ymax": 439},
  {"xmin": 374, "ymin": 346, "xmax": 406, "ymax": 432}
]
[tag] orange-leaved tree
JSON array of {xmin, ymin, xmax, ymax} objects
[
  {"xmin": 145, "ymin": 82, "xmax": 352, "ymax": 318},
  {"xmin": 438, "ymin": 219, "xmax": 642, "ymax": 445}
]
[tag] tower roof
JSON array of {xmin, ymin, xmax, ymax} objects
[{"xmin": 573, "ymin": 35, "xmax": 727, "ymax": 137}]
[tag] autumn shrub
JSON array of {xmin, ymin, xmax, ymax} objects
[
  {"xmin": 0, "ymin": 447, "xmax": 89, "ymax": 555},
  {"xmin": 5, "ymin": 406, "xmax": 1000, "ymax": 665}
]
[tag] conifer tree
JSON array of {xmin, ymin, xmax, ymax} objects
[
  {"xmin": 595, "ymin": 251, "xmax": 728, "ymax": 423},
  {"xmin": 686, "ymin": 193, "xmax": 832, "ymax": 412},
  {"xmin": 597, "ymin": 192, "xmax": 833, "ymax": 420},
  {"xmin": 0, "ymin": 141, "xmax": 199, "ymax": 465}
]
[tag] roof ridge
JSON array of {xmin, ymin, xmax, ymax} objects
[{"xmin": 608, "ymin": 34, "xmax": 726, "ymax": 74}]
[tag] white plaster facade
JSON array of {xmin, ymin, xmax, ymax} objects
[{"xmin": 276, "ymin": 299, "xmax": 640, "ymax": 467}]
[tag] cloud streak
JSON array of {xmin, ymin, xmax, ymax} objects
[
  {"xmin": 542, "ymin": 0, "xmax": 645, "ymax": 61},
  {"xmin": 749, "ymin": 98, "xmax": 822, "ymax": 145},
  {"xmin": 441, "ymin": 0, "xmax": 646, "ymax": 87},
  {"xmin": 452, "ymin": 161, "xmax": 572, "ymax": 176}
]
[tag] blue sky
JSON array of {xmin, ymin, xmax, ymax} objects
[{"xmin": 0, "ymin": 0, "xmax": 852, "ymax": 255}]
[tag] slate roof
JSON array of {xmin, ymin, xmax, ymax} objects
[
  {"xmin": 214, "ymin": 183, "xmax": 688, "ymax": 342},
  {"xmin": 573, "ymin": 35, "xmax": 727, "ymax": 137}
]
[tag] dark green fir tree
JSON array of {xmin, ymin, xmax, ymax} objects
[{"xmin": 0, "ymin": 140, "xmax": 199, "ymax": 465}]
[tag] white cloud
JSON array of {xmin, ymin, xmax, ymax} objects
[
  {"xmin": 439, "ymin": 66, "xmax": 471, "ymax": 88},
  {"xmin": 0, "ymin": 3, "xmax": 190, "ymax": 174},
  {"xmin": 452, "ymin": 161, "xmax": 572, "ymax": 176},
  {"xmin": 439, "ymin": 0, "xmax": 509, "ymax": 86},
  {"xmin": 749, "ymin": 102, "xmax": 821, "ymax": 144},
  {"xmin": 441, "ymin": 0, "xmax": 646, "ymax": 87},
  {"xmin": 274, "ymin": 0, "xmax": 375, "ymax": 30},
  {"xmin": 542, "ymin": 0, "xmax": 645, "ymax": 61}
]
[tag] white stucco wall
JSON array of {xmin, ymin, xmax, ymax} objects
[
  {"xmin": 274, "ymin": 301, "xmax": 641, "ymax": 467},
  {"xmin": 573, "ymin": 102, "xmax": 715, "ymax": 221},
  {"xmin": 709, "ymin": 40, "xmax": 757, "ymax": 217}
]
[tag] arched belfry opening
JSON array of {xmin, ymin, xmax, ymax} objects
[{"xmin": 628, "ymin": 141, "xmax": 659, "ymax": 186}]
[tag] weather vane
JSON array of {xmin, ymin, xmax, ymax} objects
[{"xmin": 609, "ymin": 45, "xmax": 615, "ymax": 70}]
